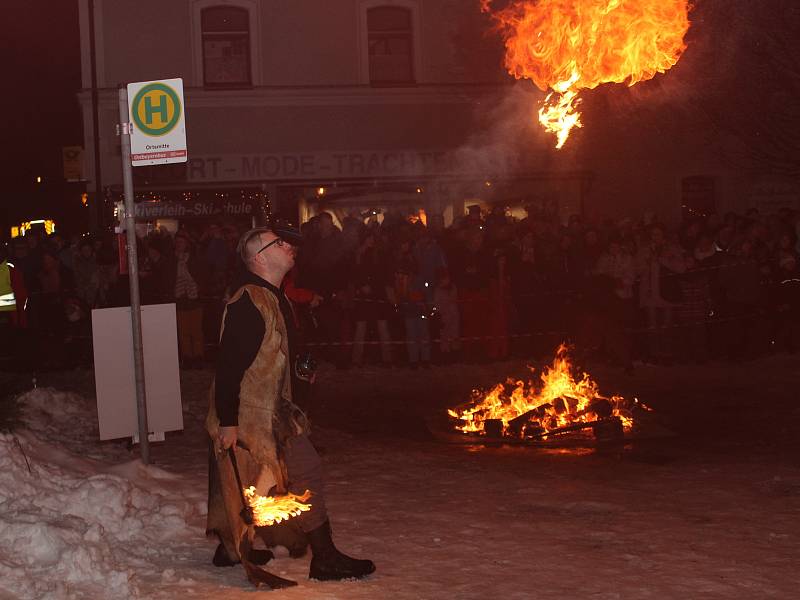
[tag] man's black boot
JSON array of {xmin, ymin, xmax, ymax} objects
[
  {"xmin": 212, "ymin": 543, "xmax": 273, "ymax": 567},
  {"xmin": 307, "ymin": 521, "xmax": 376, "ymax": 581}
]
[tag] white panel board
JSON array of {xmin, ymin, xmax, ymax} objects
[{"xmin": 92, "ymin": 304, "xmax": 183, "ymax": 441}]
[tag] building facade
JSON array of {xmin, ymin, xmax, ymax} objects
[{"xmin": 77, "ymin": 0, "xmax": 592, "ymax": 230}]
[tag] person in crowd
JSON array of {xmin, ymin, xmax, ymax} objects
[
  {"xmin": 0, "ymin": 242, "xmax": 27, "ymax": 328},
  {"xmin": 771, "ymin": 253, "xmax": 800, "ymax": 353},
  {"xmin": 18, "ymin": 232, "xmax": 43, "ymax": 292},
  {"xmin": 487, "ymin": 249, "xmax": 513, "ymax": 360},
  {"xmin": 636, "ymin": 223, "xmax": 686, "ymax": 363},
  {"xmin": 412, "ymin": 229, "xmax": 448, "ymax": 303},
  {"xmin": 461, "ymin": 204, "xmax": 484, "ymax": 230},
  {"xmin": 582, "ymin": 228, "xmax": 604, "ymax": 275},
  {"xmin": 717, "ymin": 239, "xmax": 766, "ymax": 361},
  {"xmin": 674, "ymin": 239, "xmax": 714, "ymax": 364},
  {"xmin": 452, "ymin": 228, "xmax": 490, "ymax": 362},
  {"xmin": 350, "ymin": 232, "xmax": 393, "ymax": 367},
  {"xmin": 1, "ymin": 242, "xmax": 29, "ymax": 369},
  {"xmin": 173, "ymin": 234, "xmax": 206, "ymax": 369},
  {"xmin": 204, "ymin": 224, "xmax": 230, "ymax": 297},
  {"xmin": 299, "ymin": 212, "xmax": 351, "ymax": 368},
  {"xmin": 28, "ymin": 251, "xmax": 74, "ymax": 367},
  {"xmin": 389, "ymin": 262, "xmax": 431, "ymax": 368},
  {"xmin": 433, "ymin": 267, "xmax": 460, "ymax": 362},
  {"xmin": 547, "ymin": 233, "xmax": 585, "ymax": 343},
  {"xmin": 207, "ymin": 226, "xmax": 375, "ymax": 586},
  {"xmin": 73, "ymin": 239, "xmax": 100, "ymax": 309},
  {"xmin": 508, "ymin": 230, "xmax": 540, "ymax": 355},
  {"xmin": 592, "ymin": 236, "xmax": 636, "ymax": 371},
  {"xmin": 94, "ymin": 234, "xmax": 119, "ymax": 308},
  {"xmin": 140, "ymin": 237, "xmax": 176, "ymax": 305}
]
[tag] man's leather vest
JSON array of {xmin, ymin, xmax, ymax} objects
[{"xmin": 206, "ymin": 284, "xmax": 309, "ymax": 488}]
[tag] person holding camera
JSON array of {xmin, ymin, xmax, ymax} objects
[{"xmin": 205, "ymin": 226, "xmax": 375, "ymax": 586}]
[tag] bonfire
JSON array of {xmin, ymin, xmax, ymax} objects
[{"xmin": 448, "ymin": 344, "xmax": 648, "ymax": 441}]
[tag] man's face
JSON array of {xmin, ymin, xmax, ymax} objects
[{"xmin": 252, "ymin": 233, "xmax": 295, "ymax": 271}]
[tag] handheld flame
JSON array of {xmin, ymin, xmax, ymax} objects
[
  {"xmin": 243, "ymin": 488, "xmax": 312, "ymax": 527},
  {"xmin": 482, "ymin": 0, "xmax": 691, "ymax": 148}
]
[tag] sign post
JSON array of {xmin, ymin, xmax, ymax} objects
[
  {"xmin": 116, "ymin": 78, "xmax": 187, "ymax": 464},
  {"xmin": 127, "ymin": 78, "xmax": 187, "ymax": 166}
]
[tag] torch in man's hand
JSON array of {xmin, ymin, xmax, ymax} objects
[{"xmin": 228, "ymin": 446, "xmax": 255, "ymax": 526}]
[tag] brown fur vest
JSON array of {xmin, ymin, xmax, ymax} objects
[{"xmin": 206, "ymin": 284, "xmax": 309, "ymax": 489}]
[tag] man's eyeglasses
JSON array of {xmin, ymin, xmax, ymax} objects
[{"xmin": 256, "ymin": 238, "xmax": 286, "ymax": 255}]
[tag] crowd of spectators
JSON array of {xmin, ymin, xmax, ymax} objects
[{"xmin": 3, "ymin": 204, "xmax": 799, "ymax": 372}]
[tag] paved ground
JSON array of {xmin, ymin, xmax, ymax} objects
[{"xmin": 8, "ymin": 352, "xmax": 799, "ymax": 459}]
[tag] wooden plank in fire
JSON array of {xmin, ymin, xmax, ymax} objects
[{"xmin": 526, "ymin": 420, "xmax": 599, "ymax": 440}]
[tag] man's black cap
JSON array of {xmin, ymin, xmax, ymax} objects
[{"xmin": 271, "ymin": 223, "xmax": 304, "ymax": 246}]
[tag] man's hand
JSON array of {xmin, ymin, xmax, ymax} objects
[{"xmin": 218, "ymin": 426, "xmax": 238, "ymax": 450}]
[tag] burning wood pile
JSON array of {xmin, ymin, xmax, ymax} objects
[{"xmin": 448, "ymin": 344, "xmax": 651, "ymax": 444}]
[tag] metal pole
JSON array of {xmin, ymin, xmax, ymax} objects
[
  {"xmin": 118, "ymin": 85, "xmax": 150, "ymax": 465},
  {"xmin": 88, "ymin": 0, "xmax": 103, "ymax": 233}
]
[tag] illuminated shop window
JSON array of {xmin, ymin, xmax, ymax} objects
[
  {"xmin": 201, "ymin": 6, "xmax": 252, "ymax": 87},
  {"xmin": 367, "ymin": 6, "xmax": 415, "ymax": 85}
]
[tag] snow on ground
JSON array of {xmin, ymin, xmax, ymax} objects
[{"xmin": 1, "ymin": 357, "xmax": 799, "ymax": 599}]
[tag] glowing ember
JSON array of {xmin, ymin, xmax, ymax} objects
[
  {"xmin": 448, "ymin": 344, "xmax": 640, "ymax": 438},
  {"xmin": 243, "ymin": 488, "xmax": 312, "ymax": 527},
  {"xmin": 482, "ymin": 0, "xmax": 691, "ymax": 148}
]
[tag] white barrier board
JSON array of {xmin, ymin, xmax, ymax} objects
[{"xmin": 92, "ymin": 304, "xmax": 183, "ymax": 441}]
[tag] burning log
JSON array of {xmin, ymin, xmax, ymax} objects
[
  {"xmin": 574, "ymin": 397, "xmax": 613, "ymax": 419},
  {"xmin": 592, "ymin": 417, "xmax": 624, "ymax": 443},
  {"xmin": 527, "ymin": 420, "xmax": 598, "ymax": 440},
  {"xmin": 554, "ymin": 396, "xmax": 581, "ymax": 414},
  {"xmin": 507, "ymin": 404, "xmax": 552, "ymax": 436},
  {"xmin": 484, "ymin": 419, "xmax": 504, "ymax": 439}
]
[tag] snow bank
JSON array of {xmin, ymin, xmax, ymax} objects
[
  {"xmin": 0, "ymin": 389, "xmax": 202, "ymax": 600},
  {"xmin": 2, "ymin": 359, "xmax": 799, "ymax": 599}
]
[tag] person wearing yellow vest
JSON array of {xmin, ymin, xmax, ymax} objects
[
  {"xmin": 0, "ymin": 242, "xmax": 27, "ymax": 328},
  {"xmin": 205, "ymin": 226, "xmax": 375, "ymax": 589}
]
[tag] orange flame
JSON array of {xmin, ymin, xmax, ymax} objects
[
  {"xmin": 243, "ymin": 488, "xmax": 313, "ymax": 527},
  {"xmin": 482, "ymin": 0, "xmax": 691, "ymax": 148},
  {"xmin": 448, "ymin": 344, "xmax": 636, "ymax": 437}
]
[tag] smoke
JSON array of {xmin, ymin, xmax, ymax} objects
[{"xmin": 444, "ymin": 82, "xmax": 583, "ymax": 182}]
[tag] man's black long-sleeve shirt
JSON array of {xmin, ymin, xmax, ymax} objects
[{"xmin": 214, "ymin": 271, "xmax": 298, "ymax": 427}]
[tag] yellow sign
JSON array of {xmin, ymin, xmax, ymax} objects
[
  {"xmin": 131, "ymin": 83, "xmax": 181, "ymax": 136},
  {"xmin": 62, "ymin": 146, "xmax": 84, "ymax": 181}
]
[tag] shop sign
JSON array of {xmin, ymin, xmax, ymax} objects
[
  {"xmin": 133, "ymin": 199, "xmax": 256, "ymax": 220},
  {"xmin": 62, "ymin": 146, "xmax": 84, "ymax": 181},
  {"xmin": 182, "ymin": 149, "xmax": 518, "ymax": 182}
]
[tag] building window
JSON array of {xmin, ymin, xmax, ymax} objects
[
  {"xmin": 201, "ymin": 6, "xmax": 251, "ymax": 87},
  {"xmin": 367, "ymin": 6, "xmax": 415, "ymax": 85}
]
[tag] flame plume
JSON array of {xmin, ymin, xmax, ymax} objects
[{"xmin": 482, "ymin": 0, "xmax": 691, "ymax": 148}]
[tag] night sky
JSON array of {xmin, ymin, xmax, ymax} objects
[{"xmin": 0, "ymin": 1, "xmax": 83, "ymax": 234}]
